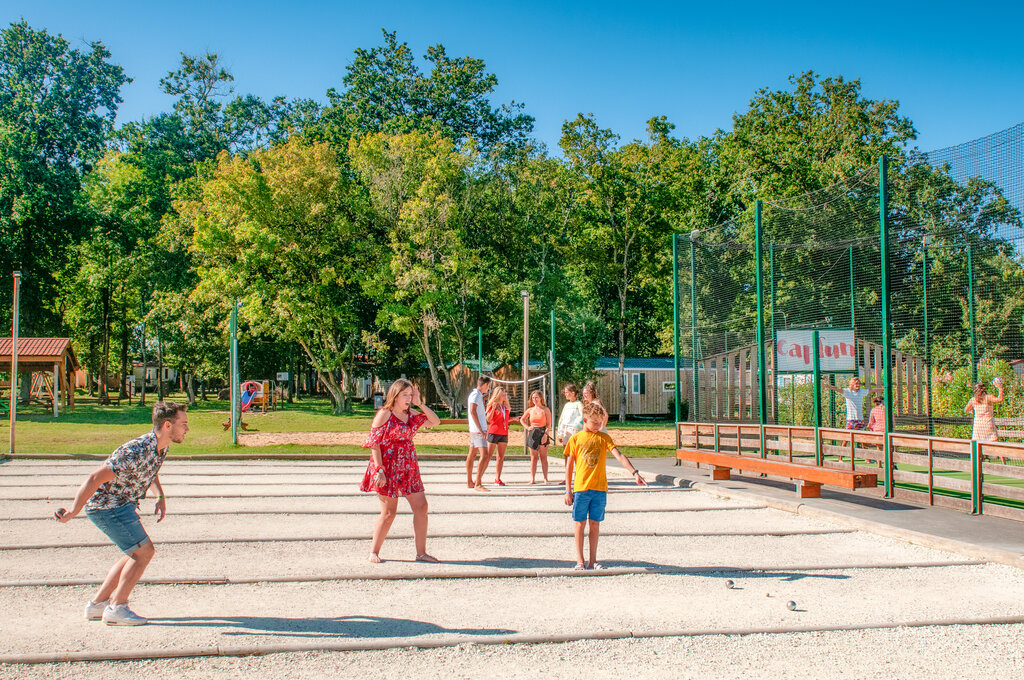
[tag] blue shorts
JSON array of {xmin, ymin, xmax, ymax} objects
[
  {"xmin": 571, "ymin": 490, "xmax": 607, "ymax": 522},
  {"xmin": 86, "ymin": 503, "xmax": 151, "ymax": 555}
]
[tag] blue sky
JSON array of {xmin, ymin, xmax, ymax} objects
[{"xmin": 4, "ymin": 0, "xmax": 1023, "ymax": 153}]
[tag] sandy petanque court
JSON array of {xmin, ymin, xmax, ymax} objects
[
  {"xmin": 239, "ymin": 427, "xmax": 675, "ymax": 448},
  {"xmin": 1, "ymin": 458, "xmax": 1023, "ymax": 678}
]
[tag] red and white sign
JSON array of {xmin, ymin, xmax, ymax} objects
[{"xmin": 776, "ymin": 330, "xmax": 856, "ymax": 372}]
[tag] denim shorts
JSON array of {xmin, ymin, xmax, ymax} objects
[
  {"xmin": 86, "ymin": 503, "xmax": 151, "ymax": 555},
  {"xmin": 571, "ymin": 489, "xmax": 607, "ymax": 522}
]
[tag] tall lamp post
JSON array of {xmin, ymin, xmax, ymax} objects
[
  {"xmin": 521, "ymin": 291, "xmax": 530, "ymax": 456},
  {"xmin": 9, "ymin": 271, "xmax": 21, "ymax": 455}
]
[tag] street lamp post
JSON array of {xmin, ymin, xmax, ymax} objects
[{"xmin": 521, "ymin": 290, "xmax": 529, "ymax": 456}]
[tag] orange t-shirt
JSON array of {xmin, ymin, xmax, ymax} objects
[{"xmin": 564, "ymin": 430, "xmax": 615, "ymax": 493}]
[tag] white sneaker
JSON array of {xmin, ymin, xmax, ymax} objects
[
  {"xmin": 102, "ymin": 603, "xmax": 148, "ymax": 626},
  {"xmin": 84, "ymin": 600, "xmax": 108, "ymax": 621}
]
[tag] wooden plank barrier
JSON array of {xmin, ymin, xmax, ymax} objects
[{"xmin": 676, "ymin": 422, "xmax": 1024, "ymax": 519}]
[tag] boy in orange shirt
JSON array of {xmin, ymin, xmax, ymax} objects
[{"xmin": 563, "ymin": 401, "xmax": 647, "ymax": 570}]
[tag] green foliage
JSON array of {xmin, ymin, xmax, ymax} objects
[
  {"xmin": 932, "ymin": 359, "xmax": 1022, "ymax": 438},
  {"xmin": 324, "ymin": 30, "xmax": 533, "ymax": 153},
  {"xmin": 0, "ymin": 21, "xmax": 129, "ymax": 333}
]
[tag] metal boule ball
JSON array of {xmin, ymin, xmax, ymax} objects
[
  {"xmin": 787, "ymin": 601, "xmax": 797, "ymax": 611},
  {"xmin": 725, "ymin": 579, "xmax": 734, "ymax": 589}
]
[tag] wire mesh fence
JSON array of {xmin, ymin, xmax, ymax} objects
[{"xmin": 675, "ymin": 123, "xmax": 1024, "ymax": 444}]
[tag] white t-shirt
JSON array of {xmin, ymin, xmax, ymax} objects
[
  {"xmin": 468, "ymin": 389, "xmax": 487, "ymax": 433},
  {"xmin": 557, "ymin": 400, "xmax": 584, "ymax": 441},
  {"xmin": 842, "ymin": 388, "xmax": 870, "ymax": 422}
]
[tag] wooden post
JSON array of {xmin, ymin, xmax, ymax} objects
[{"xmin": 53, "ymin": 362, "xmax": 59, "ymax": 418}]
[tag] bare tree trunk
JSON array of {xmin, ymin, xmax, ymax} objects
[
  {"xmin": 618, "ymin": 291, "xmax": 627, "ymax": 423},
  {"xmin": 118, "ymin": 320, "xmax": 129, "ymax": 400},
  {"xmin": 99, "ymin": 288, "xmax": 111, "ymax": 405},
  {"xmin": 184, "ymin": 373, "xmax": 197, "ymax": 405},
  {"xmin": 417, "ymin": 323, "xmax": 459, "ymax": 417}
]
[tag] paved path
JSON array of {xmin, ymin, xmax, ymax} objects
[{"xmin": 1, "ymin": 457, "xmax": 1023, "ymax": 678}]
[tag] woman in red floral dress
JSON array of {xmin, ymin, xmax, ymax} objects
[{"xmin": 361, "ymin": 379, "xmax": 441, "ymax": 563}]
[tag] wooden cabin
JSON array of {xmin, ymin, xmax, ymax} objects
[
  {"xmin": 593, "ymin": 357, "xmax": 691, "ymax": 418},
  {"xmin": 0, "ymin": 337, "xmax": 80, "ymax": 416}
]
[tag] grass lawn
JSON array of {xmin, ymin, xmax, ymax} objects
[{"xmin": 0, "ymin": 394, "xmax": 676, "ymax": 457}]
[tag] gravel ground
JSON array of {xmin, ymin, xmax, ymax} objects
[
  {"xmin": 1, "ymin": 458, "xmax": 1021, "ymax": 677},
  {"xmin": 5, "ymin": 564, "xmax": 1024, "ymax": 655},
  {"xmin": 8, "ymin": 625, "xmax": 1020, "ymax": 680}
]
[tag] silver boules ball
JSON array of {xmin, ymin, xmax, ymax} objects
[
  {"xmin": 725, "ymin": 579, "xmax": 734, "ymax": 589},
  {"xmin": 786, "ymin": 601, "xmax": 797, "ymax": 611}
]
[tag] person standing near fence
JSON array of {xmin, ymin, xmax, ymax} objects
[
  {"xmin": 965, "ymin": 377, "xmax": 1004, "ymax": 442},
  {"xmin": 465, "ymin": 376, "xmax": 491, "ymax": 489},
  {"xmin": 361, "ymin": 379, "xmax": 441, "ymax": 564},
  {"xmin": 823, "ymin": 376, "xmax": 882, "ymax": 430},
  {"xmin": 556, "ymin": 383, "xmax": 584, "ymax": 445},
  {"xmin": 53, "ymin": 402, "xmax": 189, "ymax": 626}
]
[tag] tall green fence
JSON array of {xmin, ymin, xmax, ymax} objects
[{"xmin": 675, "ymin": 122, "xmax": 1024, "ymax": 439}]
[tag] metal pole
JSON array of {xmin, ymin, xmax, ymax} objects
[
  {"xmin": 849, "ymin": 245, "xmax": 855, "ymax": 329},
  {"xmin": 812, "ymin": 329, "xmax": 822, "ymax": 465},
  {"xmin": 550, "ymin": 310, "xmax": 556, "ymax": 414},
  {"xmin": 967, "ymin": 244, "xmax": 977, "ymax": 385},
  {"xmin": 880, "ymin": 155, "xmax": 894, "ymax": 497},
  {"xmin": 770, "ymin": 242, "xmax": 777, "ymax": 424},
  {"xmin": 478, "ymin": 326, "xmax": 483, "ymax": 376},
  {"xmin": 521, "ymin": 291, "xmax": 529, "ymax": 456},
  {"xmin": 754, "ymin": 201, "xmax": 768, "ymax": 457},
  {"xmin": 672, "ymin": 234, "xmax": 682, "ymax": 445},
  {"xmin": 689, "ymin": 235, "xmax": 699, "ymax": 421},
  {"xmin": 9, "ymin": 271, "xmax": 20, "ymax": 455},
  {"xmin": 230, "ymin": 301, "xmax": 239, "ymax": 445},
  {"xmin": 922, "ymin": 238, "xmax": 933, "ymax": 435}
]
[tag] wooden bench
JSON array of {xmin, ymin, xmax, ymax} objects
[{"xmin": 676, "ymin": 448, "xmax": 878, "ymax": 498}]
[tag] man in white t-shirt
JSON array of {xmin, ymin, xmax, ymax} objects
[
  {"xmin": 824, "ymin": 376, "xmax": 883, "ymax": 429},
  {"xmin": 466, "ymin": 376, "xmax": 491, "ymax": 489}
]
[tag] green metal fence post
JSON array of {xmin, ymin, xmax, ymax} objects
[
  {"xmin": 478, "ymin": 326, "xmax": 483, "ymax": 375},
  {"xmin": 770, "ymin": 242, "xmax": 777, "ymax": 424},
  {"xmin": 880, "ymin": 155, "xmax": 894, "ymax": 498},
  {"xmin": 230, "ymin": 300, "xmax": 239, "ymax": 446},
  {"xmin": 754, "ymin": 201, "xmax": 768, "ymax": 457},
  {"xmin": 812, "ymin": 329, "xmax": 822, "ymax": 465},
  {"xmin": 967, "ymin": 243, "xmax": 978, "ymax": 385},
  {"xmin": 849, "ymin": 245, "xmax": 855, "ymax": 329},
  {"xmin": 971, "ymin": 439, "xmax": 981, "ymax": 514},
  {"xmin": 690, "ymin": 234, "xmax": 699, "ymax": 422},
  {"xmin": 672, "ymin": 234, "xmax": 682, "ymax": 448},
  {"xmin": 550, "ymin": 310, "xmax": 556, "ymax": 418},
  {"xmin": 922, "ymin": 238, "xmax": 933, "ymax": 435}
]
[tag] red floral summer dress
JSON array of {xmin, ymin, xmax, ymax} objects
[{"xmin": 360, "ymin": 411, "xmax": 429, "ymax": 497}]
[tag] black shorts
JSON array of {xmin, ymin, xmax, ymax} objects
[
  {"xmin": 527, "ymin": 428, "xmax": 550, "ymax": 450},
  {"xmin": 486, "ymin": 433, "xmax": 508, "ymax": 444}
]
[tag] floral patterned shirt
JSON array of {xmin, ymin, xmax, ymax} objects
[{"xmin": 85, "ymin": 431, "xmax": 168, "ymax": 511}]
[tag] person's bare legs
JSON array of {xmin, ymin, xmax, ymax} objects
[
  {"xmin": 407, "ymin": 491, "xmax": 435, "ymax": 560},
  {"xmin": 370, "ymin": 495, "xmax": 399, "ymax": 561},
  {"xmin": 494, "ymin": 443, "xmax": 507, "ymax": 483},
  {"xmin": 529, "ymin": 449, "xmax": 539, "ymax": 483},
  {"xmin": 465, "ymin": 445, "xmax": 477, "ymax": 488},
  {"xmin": 587, "ymin": 520, "xmax": 601, "ymax": 568},
  {"xmin": 93, "ymin": 554, "xmax": 130, "ymax": 603},
  {"xmin": 474, "ymin": 448, "xmax": 492, "ymax": 489},
  {"xmin": 539, "ymin": 444, "xmax": 550, "ymax": 483},
  {"xmin": 109, "ymin": 542, "xmax": 156, "ymax": 605},
  {"xmin": 574, "ymin": 521, "xmax": 587, "ymax": 565}
]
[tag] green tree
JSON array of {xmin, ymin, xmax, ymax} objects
[
  {"xmin": 560, "ymin": 114, "xmax": 676, "ymax": 421},
  {"xmin": 0, "ymin": 21, "xmax": 129, "ymax": 333},
  {"xmin": 188, "ymin": 138, "xmax": 374, "ymax": 414},
  {"xmin": 350, "ymin": 130, "xmax": 485, "ymax": 415},
  {"xmin": 324, "ymin": 30, "xmax": 533, "ymax": 153}
]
